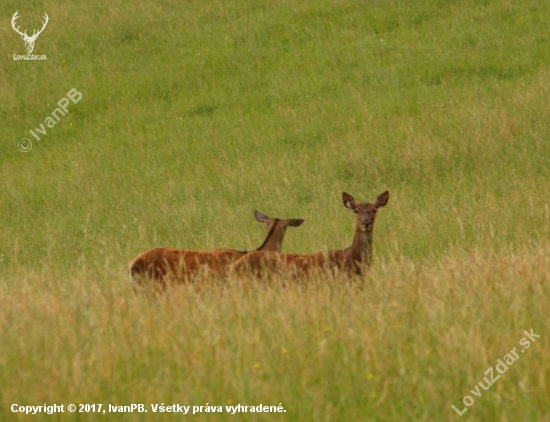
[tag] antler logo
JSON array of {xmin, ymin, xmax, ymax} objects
[{"xmin": 11, "ymin": 11, "xmax": 49, "ymax": 54}]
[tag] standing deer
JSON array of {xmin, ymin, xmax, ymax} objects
[
  {"xmin": 230, "ymin": 191, "xmax": 389, "ymax": 277},
  {"xmin": 128, "ymin": 210, "xmax": 304, "ymax": 287},
  {"xmin": 11, "ymin": 11, "xmax": 49, "ymax": 54}
]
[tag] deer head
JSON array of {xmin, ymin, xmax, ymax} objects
[
  {"xmin": 12, "ymin": 11, "xmax": 49, "ymax": 54},
  {"xmin": 342, "ymin": 191, "xmax": 389, "ymax": 270},
  {"xmin": 343, "ymin": 191, "xmax": 389, "ymax": 233}
]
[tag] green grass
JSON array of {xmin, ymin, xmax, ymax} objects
[{"xmin": 1, "ymin": 0, "xmax": 550, "ymax": 420}]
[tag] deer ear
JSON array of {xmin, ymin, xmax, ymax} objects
[
  {"xmin": 254, "ymin": 210, "xmax": 270, "ymax": 224},
  {"xmin": 287, "ymin": 218, "xmax": 305, "ymax": 227},
  {"xmin": 375, "ymin": 191, "xmax": 389, "ymax": 208},
  {"xmin": 342, "ymin": 192, "xmax": 356, "ymax": 209}
]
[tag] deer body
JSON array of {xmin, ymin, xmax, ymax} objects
[
  {"xmin": 129, "ymin": 248, "xmax": 246, "ymax": 283},
  {"xmin": 230, "ymin": 191, "xmax": 389, "ymax": 278},
  {"xmin": 129, "ymin": 211, "xmax": 304, "ymax": 286}
]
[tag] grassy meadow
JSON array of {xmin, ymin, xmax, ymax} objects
[{"xmin": 1, "ymin": 0, "xmax": 550, "ymax": 420}]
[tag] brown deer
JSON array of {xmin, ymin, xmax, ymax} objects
[
  {"xmin": 230, "ymin": 191, "xmax": 389, "ymax": 277},
  {"xmin": 129, "ymin": 210, "xmax": 304, "ymax": 287}
]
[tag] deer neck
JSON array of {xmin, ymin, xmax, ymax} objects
[
  {"xmin": 255, "ymin": 221, "xmax": 284, "ymax": 252},
  {"xmin": 345, "ymin": 227, "xmax": 373, "ymax": 271}
]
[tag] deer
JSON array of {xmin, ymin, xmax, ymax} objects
[
  {"xmin": 11, "ymin": 11, "xmax": 49, "ymax": 54},
  {"xmin": 230, "ymin": 191, "xmax": 389, "ymax": 278},
  {"xmin": 128, "ymin": 210, "xmax": 304, "ymax": 287}
]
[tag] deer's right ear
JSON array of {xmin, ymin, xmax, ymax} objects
[
  {"xmin": 254, "ymin": 210, "xmax": 270, "ymax": 224},
  {"xmin": 287, "ymin": 218, "xmax": 305, "ymax": 227},
  {"xmin": 342, "ymin": 192, "xmax": 356, "ymax": 210}
]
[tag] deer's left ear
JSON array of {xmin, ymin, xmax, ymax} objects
[
  {"xmin": 342, "ymin": 192, "xmax": 356, "ymax": 210},
  {"xmin": 375, "ymin": 191, "xmax": 389, "ymax": 208}
]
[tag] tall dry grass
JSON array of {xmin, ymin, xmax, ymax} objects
[{"xmin": 1, "ymin": 242, "xmax": 548, "ymax": 421}]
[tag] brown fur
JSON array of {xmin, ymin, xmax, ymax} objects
[
  {"xmin": 230, "ymin": 191, "xmax": 389, "ymax": 278},
  {"xmin": 128, "ymin": 211, "xmax": 304, "ymax": 286}
]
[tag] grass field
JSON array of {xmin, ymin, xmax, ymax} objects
[{"xmin": 1, "ymin": 0, "xmax": 549, "ymax": 420}]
